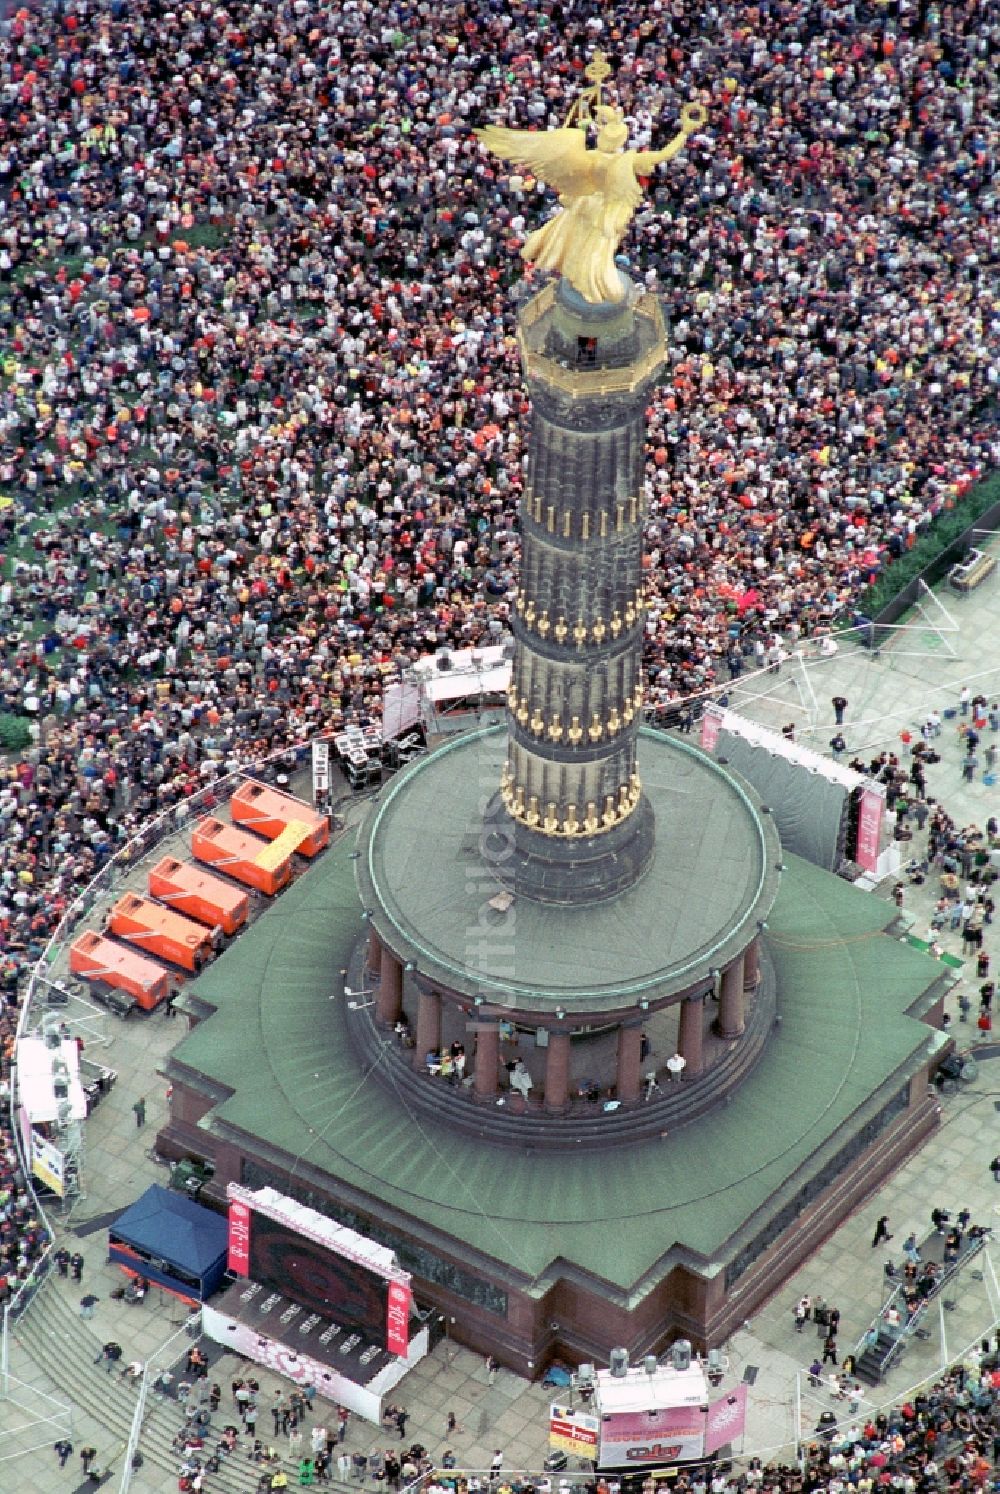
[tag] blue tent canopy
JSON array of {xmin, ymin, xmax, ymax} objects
[{"xmin": 108, "ymin": 1184, "xmax": 229, "ymax": 1301}]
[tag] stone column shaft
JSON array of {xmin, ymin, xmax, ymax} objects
[
  {"xmin": 744, "ymin": 936, "xmax": 761, "ymax": 991},
  {"xmin": 367, "ymin": 927, "xmax": 382, "ymax": 978},
  {"xmin": 413, "ymin": 989, "xmax": 442, "ymax": 1068},
  {"xmin": 616, "ymin": 1024, "xmax": 643, "ymax": 1104},
  {"xmin": 376, "ymin": 949, "xmax": 402, "ymax": 1028},
  {"xmin": 678, "ymin": 995, "xmax": 704, "ymax": 1075},
  {"xmin": 473, "ymin": 1023, "xmax": 500, "ymax": 1101},
  {"xmin": 488, "ymin": 284, "xmax": 665, "ymax": 905},
  {"xmin": 718, "ymin": 955, "xmax": 746, "ymax": 1039},
  {"xmin": 544, "ymin": 1031, "xmax": 572, "ymax": 1112}
]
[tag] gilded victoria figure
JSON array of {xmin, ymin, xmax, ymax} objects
[{"xmin": 476, "ymin": 54, "xmax": 706, "ymax": 305}]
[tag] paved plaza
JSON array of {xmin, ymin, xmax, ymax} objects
[{"xmin": 4, "ymin": 551, "xmax": 1000, "ymax": 1491}]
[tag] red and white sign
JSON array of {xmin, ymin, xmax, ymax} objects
[
  {"xmin": 700, "ymin": 704, "xmax": 725, "ymax": 752},
  {"xmin": 550, "ymin": 1404, "xmax": 599, "ymax": 1459},
  {"xmin": 227, "ymin": 1199, "xmax": 252, "ymax": 1276},
  {"xmin": 705, "ymin": 1384, "xmax": 747, "ymax": 1454},
  {"xmin": 386, "ymin": 1280, "xmax": 411, "ymax": 1357},
  {"xmin": 856, "ymin": 785, "xmax": 885, "ymax": 872},
  {"xmin": 599, "ymin": 1405, "xmax": 706, "ymax": 1467}
]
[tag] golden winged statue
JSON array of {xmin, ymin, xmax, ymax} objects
[{"xmin": 476, "ymin": 58, "xmax": 706, "ymax": 305}]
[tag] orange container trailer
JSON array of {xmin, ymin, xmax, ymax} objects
[
  {"xmin": 108, "ymin": 892, "xmax": 215, "ymax": 974},
  {"xmin": 148, "ymin": 857, "xmax": 249, "ymax": 938},
  {"xmin": 190, "ymin": 816, "xmax": 292, "ymax": 896},
  {"xmin": 69, "ymin": 931, "xmax": 170, "ymax": 1011},
  {"xmin": 230, "ymin": 779, "xmax": 330, "ymax": 858}
]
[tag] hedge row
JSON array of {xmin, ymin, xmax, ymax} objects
[{"xmin": 854, "ymin": 468, "xmax": 1000, "ymax": 619}]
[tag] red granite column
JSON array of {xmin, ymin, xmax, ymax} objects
[
  {"xmin": 743, "ymin": 936, "xmax": 760, "ymax": 991},
  {"xmin": 544, "ymin": 1031, "xmax": 572, "ymax": 1112},
  {"xmin": 413, "ymin": 988, "xmax": 442, "ymax": 1068},
  {"xmin": 718, "ymin": 955, "xmax": 746, "ymax": 1039},
  {"xmin": 678, "ymin": 995, "xmax": 704, "ymax": 1075},
  {"xmin": 473, "ymin": 1023, "xmax": 500, "ymax": 1101},
  {"xmin": 376, "ymin": 949, "xmax": 402, "ymax": 1028},
  {"xmin": 616, "ymin": 1024, "xmax": 643, "ymax": 1103},
  {"xmin": 367, "ymin": 927, "xmax": 382, "ymax": 979}
]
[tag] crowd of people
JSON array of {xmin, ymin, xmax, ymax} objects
[
  {"xmin": 0, "ymin": 0, "xmax": 995, "ymax": 1478},
  {"xmin": 0, "ymin": 1097, "xmax": 49, "ymax": 1306},
  {"xmin": 168, "ymin": 1378, "xmax": 427, "ymax": 1489},
  {"xmin": 0, "ymin": 0, "xmax": 995, "ymax": 996},
  {"xmin": 424, "ymin": 1346, "xmax": 1000, "ymax": 1494}
]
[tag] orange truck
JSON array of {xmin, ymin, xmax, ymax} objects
[
  {"xmin": 230, "ymin": 779, "xmax": 330, "ymax": 858},
  {"xmin": 190, "ymin": 816, "xmax": 292, "ymax": 896},
  {"xmin": 108, "ymin": 892, "xmax": 216, "ymax": 974},
  {"xmin": 148, "ymin": 856, "xmax": 249, "ymax": 938},
  {"xmin": 69, "ymin": 931, "xmax": 170, "ymax": 1011}
]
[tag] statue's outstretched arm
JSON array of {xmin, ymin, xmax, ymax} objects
[{"xmin": 633, "ymin": 103, "xmax": 707, "ymax": 175}]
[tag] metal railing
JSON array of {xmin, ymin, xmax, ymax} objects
[
  {"xmin": 799, "ymin": 1246, "xmax": 1000, "ymax": 1454},
  {"xmin": 118, "ymin": 1310, "xmax": 201, "ymax": 1493},
  {"xmin": 517, "ymin": 283, "xmax": 667, "ymax": 396},
  {"xmin": 852, "ymin": 1234, "xmax": 988, "ymax": 1381},
  {"xmin": 400, "ymin": 1460, "xmax": 737, "ymax": 1494}
]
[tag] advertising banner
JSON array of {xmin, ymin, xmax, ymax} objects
[
  {"xmin": 550, "ymin": 1404, "xmax": 599, "ymax": 1459},
  {"xmin": 705, "ymin": 1384, "xmax": 747, "ymax": 1455},
  {"xmin": 700, "ymin": 705, "xmax": 724, "ymax": 752},
  {"xmin": 227, "ymin": 1198, "xmax": 252, "ymax": 1275},
  {"xmin": 598, "ymin": 1405, "xmax": 706, "ymax": 1467},
  {"xmin": 386, "ymin": 1280, "xmax": 411, "ymax": 1357},
  {"xmin": 856, "ymin": 785, "xmax": 885, "ymax": 872},
  {"xmin": 30, "ymin": 1130, "xmax": 65, "ymax": 1196}
]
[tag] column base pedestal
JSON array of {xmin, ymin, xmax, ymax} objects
[
  {"xmin": 713, "ymin": 1020, "xmax": 745, "ymax": 1041},
  {"xmin": 482, "ymin": 792, "xmax": 655, "ymax": 906}
]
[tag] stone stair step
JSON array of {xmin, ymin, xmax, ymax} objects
[{"xmin": 15, "ymin": 1287, "xmax": 252, "ymax": 1493}]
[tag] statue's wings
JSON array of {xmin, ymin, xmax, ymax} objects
[{"xmin": 474, "ymin": 126, "xmax": 596, "ymax": 201}]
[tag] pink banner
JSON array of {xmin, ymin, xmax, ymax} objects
[
  {"xmin": 227, "ymin": 1199, "xmax": 252, "ymax": 1276},
  {"xmin": 705, "ymin": 1384, "xmax": 747, "ymax": 1455},
  {"xmin": 856, "ymin": 785, "xmax": 884, "ymax": 872},
  {"xmin": 599, "ymin": 1405, "xmax": 705, "ymax": 1466},
  {"xmin": 700, "ymin": 705, "xmax": 724, "ymax": 751},
  {"xmin": 386, "ymin": 1280, "xmax": 411, "ymax": 1357}
]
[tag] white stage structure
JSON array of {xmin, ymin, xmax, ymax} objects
[
  {"xmin": 383, "ymin": 644, "xmax": 512, "ymax": 739},
  {"xmin": 15, "ymin": 1033, "xmax": 87, "ymax": 1198},
  {"xmin": 201, "ymin": 1293, "xmax": 428, "ymax": 1422},
  {"xmin": 588, "ymin": 1354, "xmax": 748, "ymax": 1467},
  {"xmin": 203, "ymin": 1185, "xmax": 428, "ymax": 1422}
]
